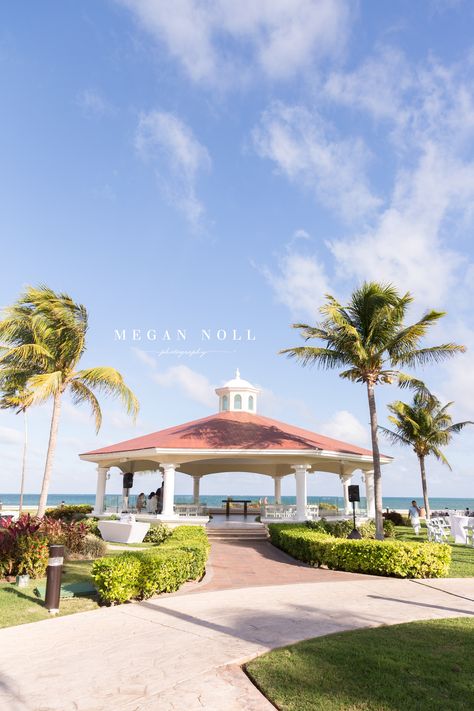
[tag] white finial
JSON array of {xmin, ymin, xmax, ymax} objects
[{"xmin": 236, "ymin": 368, "xmax": 241, "ymax": 379}]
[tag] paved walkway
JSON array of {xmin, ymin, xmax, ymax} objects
[
  {"xmin": 187, "ymin": 537, "xmax": 372, "ymax": 593},
  {"xmin": 1, "ymin": 573, "xmax": 473, "ymax": 711}
]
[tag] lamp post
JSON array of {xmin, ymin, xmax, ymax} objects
[
  {"xmin": 347, "ymin": 485, "xmax": 362, "ymax": 540},
  {"xmin": 45, "ymin": 544, "xmax": 64, "ymax": 614}
]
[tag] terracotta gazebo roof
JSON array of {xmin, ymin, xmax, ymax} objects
[{"xmin": 82, "ymin": 410, "xmax": 378, "ymax": 458}]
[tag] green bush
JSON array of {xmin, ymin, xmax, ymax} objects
[
  {"xmin": 91, "ymin": 553, "xmax": 143, "ymax": 603},
  {"xmin": 15, "ymin": 534, "xmax": 49, "ymax": 578},
  {"xmin": 383, "ymin": 511, "xmax": 410, "ymax": 526},
  {"xmin": 45, "ymin": 504, "xmax": 93, "ymax": 522},
  {"xmin": 143, "ymin": 523, "xmax": 172, "ymax": 544},
  {"xmin": 66, "ymin": 534, "xmax": 108, "ymax": 560},
  {"xmin": 383, "ymin": 520, "xmax": 396, "ymax": 538},
  {"xmin": 91, "ymin": 525, "xmax": 210, "ymax": 604},
  {"xmin": 81, "ymin": 517, "xmax": 101, "ymax": 537},
  {"xmin": 268, "ymin": 524, "xmax": 451, "ymax": 579},
  {"xmin": 358, "ymin": 520, "xmax": 376, "ymax": 539},
  {"xmin": 318, "ymin": 503, "xmax": 338, "ymax": 511}
]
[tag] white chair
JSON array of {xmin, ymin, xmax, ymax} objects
[{"xmin": 427, "ymin": 519, "xmax": 449, "ymax": 543}]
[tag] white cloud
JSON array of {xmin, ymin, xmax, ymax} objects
[
  {"xmin": 253, "ymin": 102, "xmax": 380, "ymax": 221},
  {"xmin": 153, "ymin": 366, "xmax": 215, "ymax": 407},
  {"xmin": 118, "ymin": 0, "xmax": 350, "ymax": 85},
  {"xmin": 261, "ymin": 249, "xmax": 331, "ymax": 319},
  {"xmin": 319, "ymin": 410, "xmax": 369, "ymax": 445},
  {"xmin": 132, "ymin": 347, "xmax": 157, "ymax": 368},
  {"xmin": 330, "ymin": 145, "xmax": 472, "ymax": 306},
  {"xmin": 135, "ymin": 110, "xmax": 211, "ymax": 226},
  {"xmin": 76, "ymin": 89, "xmax": 114, "ymax": 117}
]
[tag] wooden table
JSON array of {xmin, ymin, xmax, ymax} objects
[{"xmin": 222, "ymin": 499, "xmax": 252, "ymax": 517}]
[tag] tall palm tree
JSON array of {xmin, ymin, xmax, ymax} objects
[
  {"xmin": 280, "ymin": 282, "xmax": 465, "ymax": 539},
  {"xmin": 0, "ymin": 286, "xmax": 139, "ymax": 517},
  {"xmin": 380, "ymin": 391, "xmax": 473, "ymax": 520},
  {"xmin": 0, "ymin": 370, "xmax": 33, "ymax": 515}
]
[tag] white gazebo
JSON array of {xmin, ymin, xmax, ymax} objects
[{"xmin": 79, "ymin": 371, "xmax": 392, "ymax": 524}]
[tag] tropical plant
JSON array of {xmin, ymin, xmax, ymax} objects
[
  {"xmin": 280, "ymin": 282, "xmax": 464, "ymax": 539},
  {"xmin": 380, "ymin": 391, "xmax": 473, "ymax": 519},
  {"xmin": 0, "ymin": 286, "xmax": 139, "ymax": 516}
]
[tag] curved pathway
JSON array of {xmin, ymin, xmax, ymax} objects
[{"xmin": 0, "ymin": 537, "xmax": 473, "ymax": 711}]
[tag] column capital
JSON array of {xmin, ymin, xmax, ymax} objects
[
  {"xmin": 160, "ymin": 462, "xmax": 180, "ymax": 472},
  {"xmin": 97, "ymin": 465, "xmax": 110, "ymax": 473},
  {"xmin": 339, "ymin": 473, "xmax": 352, "ymax": 484},
  {"xmin": 291, "ymin": 463, "xmax": 311, "ymax": 473}
]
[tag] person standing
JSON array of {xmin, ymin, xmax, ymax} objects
[
  {"xmin": 156, "ymin": 484, "xmax": 163, "ymax": 514},
  {"xmin": 408, "ymin": 500, "xmax": 421, "ymax": 535}
]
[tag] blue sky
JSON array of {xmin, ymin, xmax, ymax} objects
[{"xmin": 1, "ymin": 0, "xmax": 473, "ymax": 500}]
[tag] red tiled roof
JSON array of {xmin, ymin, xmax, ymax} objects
[{"xmin": 82, "ymin": 411, "xmax": 378, "ymax": 458}]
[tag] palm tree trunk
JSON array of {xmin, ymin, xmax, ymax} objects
[
  {"xmin": 19, "ymin": 409, "xmax": 28, "ymax": 516},
  {"xmin": 367, "ymin": 382, "xmax": 384, "ymax": 540},
  {"xmin": 37, "ymin": 392, "xmax": 62, "ymax": 517},
  {"xmin": 418, "ymin": 455, "xmax": 431, "ymax": 521}
]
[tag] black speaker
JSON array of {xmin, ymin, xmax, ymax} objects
[
  {"xmin": 348, "ymin": 484, "xmax": 360, "ymax": 503},
  {"xmin": 123, "ymin": 472, "xmax": 134, "ymax": 489}
]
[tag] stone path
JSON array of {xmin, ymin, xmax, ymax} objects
[
  {"xmin": 1, "ymin": 573, "xmax": 473, "ymax": 711},
  {"xmin": 186, "ymin": 537, "xmax": 372, "ymax": 593}
]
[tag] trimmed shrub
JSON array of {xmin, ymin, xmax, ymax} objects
[
  {"xmin": 143, "ymin": 523, "xmax": 172, "ymax": 544},
  {"xmin": 268, "ymin": 524, "xmax": 451, "ymax": 579},
  {"xmin": 91, "ymin": 553, "xmax": 143, "ymax": 603},
  {"xmin": 318, "ymin": 503, "xmax": 338, "ymax": 511},
  {"xmin": 45, "ymin": 504, "xmax": 93, "ymax": 522},
  {"xmin": 91, "ymin": 525, "xmax": 210, "ymax": 604}
]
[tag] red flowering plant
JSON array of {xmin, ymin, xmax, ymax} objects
[{"xmin": 0, "ymin": 514, "xmax": 44, "ymax": 578}]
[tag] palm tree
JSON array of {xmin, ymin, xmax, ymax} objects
[
  {"xmin": 380, "ymin": 390, "xmax": 473, "ymax": 520},
  {"xmin": 0, "ymin": 370, "xmax": 33, "ymax": 515},
  {"xmin": 280, "ymin": 282, "xmax": 465, "ymax": 539},
  {"xmin": 0, "ymin": 286, "xmax": 139, "ymax": 517}
]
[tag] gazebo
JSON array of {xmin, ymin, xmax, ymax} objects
[{"xmin": 79, "ymin": 371, "xmax": 392, "ymax": 523}]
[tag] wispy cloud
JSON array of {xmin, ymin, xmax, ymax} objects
[
  {"xmin": 253, "ymin": 102, "xmax": 381, "ymax": 221},
  {"xmin": 260, "ymin": 247, "xmax": 331, "ymax": 319},
  {"xmin": 153, "ymin": 365, "xmax": 215, "ymax": 408},
  {"xmin": 76, "ymin": 88, "xmax": 115, "ymax": 117},
  {"xmin": 118, "ymin": 0, "xmax": 350, "ymax": 86},
  {"xmin": 135, "ymin": 110, "xmax": 211, "ymax": 227},
  {"xmin": 319, "ymin": 410, "xmax": 369, "ymax": 446}
]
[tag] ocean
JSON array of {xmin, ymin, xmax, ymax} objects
[{"xmin": 1, "ymin": 493, "xmax": 473, "ymax": 511}]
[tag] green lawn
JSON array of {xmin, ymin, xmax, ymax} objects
[
  {"xmin": 246, "ymin": 617, "xmax": 474, "ymax": 711},
  {"xmin": 0, "ymin": 559, "xmax": 100, "ymax": 628},
  {"xmin": 0, "ymin": 540, "xmax": 161, "ymax": 629},
  {"xmin": 394, "ymin": 525, "xmax": 474, "ymax": 577}
]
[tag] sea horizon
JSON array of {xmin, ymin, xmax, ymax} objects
[{"xmin": 1, "ymin": 493, "xmax": 473, "ymax": 511}]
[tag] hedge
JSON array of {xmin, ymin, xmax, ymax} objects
[
  {"xmin": 91, "ymin": 525, "xmax": 210, "ymax": 603},
  {"xmin": 268, "ymin": 524, "xmax": 451, "ymax": 579}
]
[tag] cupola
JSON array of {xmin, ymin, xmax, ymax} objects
[{"xmin": 215, "ymin": 369, "xmax": 259, "ymax": 413}]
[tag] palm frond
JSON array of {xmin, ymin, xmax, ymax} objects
[
  {"xmin": 69, "ymin": 380, "xmax": 102, "ymax": 433},
  {"xmin": 74, "ymin": 367, "xmax": 139, "ymax": 419}
]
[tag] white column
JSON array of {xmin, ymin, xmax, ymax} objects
[
  {"xmin": 161, "ymin": 463, "xmax": 179, "ymax": 517},
  {"xmin": 273, "ymin": 476, "xmax": 282, "ymax": 504},
  {"xmin": 364, "ymin": 470, "xmax": 376, "ymax": 518},
  {"xmin": 292, "ymin": 464, "xmax": 309, "ymax": 521},
  {"xmin": 192, "ymin": 475, "xmax": 201, "ymax": 505},
  {"xmin": 340, "ymin": 474, "xmax": 352, "ymax": 515},
  {"xmin": 93, "ymin": 466, "xmax": 109, "ymax": 515}
]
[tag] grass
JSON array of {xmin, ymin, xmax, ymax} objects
[
  {"xmin": 0, "ymin": 540, "xmax": 168, "ymax": 629},
  {"xmin": 394, "ymin": 525, "xmax": 474, "ymax": 578},
  {"xmin": 0, "ymin": 559, "xmax": 100, "ymax": 628},
  {"xmin": 246, "ymin": 617, "xmax": 474, "ymax": 711}
]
